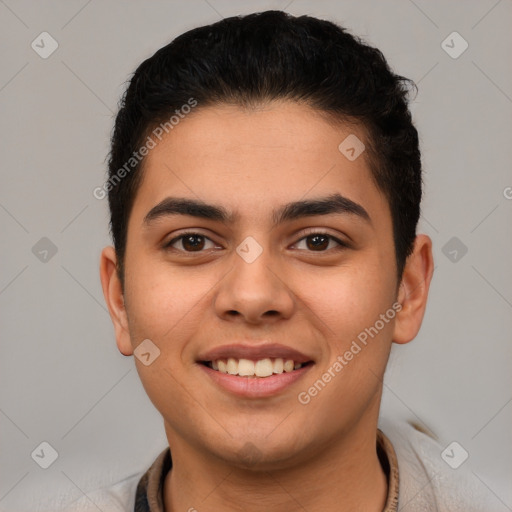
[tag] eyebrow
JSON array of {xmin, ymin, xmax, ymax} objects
[{"xmin": 143, "ymin": 193, "xmax": 371, "ymax": 227}]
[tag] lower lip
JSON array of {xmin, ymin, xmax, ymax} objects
[{"xmin": 198, "ymin": 363, "xmax": 313, "ymax": 398}]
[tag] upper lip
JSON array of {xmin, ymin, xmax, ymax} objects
[{"xmin": 197, "ymin": 343, "xmax": 314, "ymax": 364}]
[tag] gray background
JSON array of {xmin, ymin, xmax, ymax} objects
[{"xmin": 1, "ymin": 0, "xmax": 511, "ymax": 510}]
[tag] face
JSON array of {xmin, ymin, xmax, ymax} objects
[{"xmin": 101, "ymin": 101, "xmax": 430, "ymax": 470}]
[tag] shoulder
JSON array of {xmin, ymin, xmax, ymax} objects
[
  {"xmin": 57, "ymin": 471, "xmax": 143, "ymax": 512},
  {"xmin": 379, "ymin": 418, "xmax": 499, "ymax": 511}
]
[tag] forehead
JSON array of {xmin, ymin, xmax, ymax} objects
[{"xmin": 130, "ymin": 101, "xmax": 387, "ymax": 226}]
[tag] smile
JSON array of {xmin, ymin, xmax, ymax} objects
[
  {"xmin": 196, "ymin": 342, "xmax": 315, "ymax": 397},
  {"xmin": 201, "ymin": 357, "xmax": 313, "ymax": 378}
]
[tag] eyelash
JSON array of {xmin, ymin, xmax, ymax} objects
[{"xmin": 163, "ymin": 230, "xmax": 349, "ymax": 254}]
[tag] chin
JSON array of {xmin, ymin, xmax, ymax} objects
[{"xmin": 211, "ymin": 434, "xmax": 308, "ymax": 472}]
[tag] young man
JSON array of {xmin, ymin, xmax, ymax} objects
[{"xmin": 70, "ymin": 10, "xmax": 494, "ymax": 512}]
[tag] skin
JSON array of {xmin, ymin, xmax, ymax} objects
[{"xmin": 100, "ymin": 101, "xmax": 433, "ymax": 512}]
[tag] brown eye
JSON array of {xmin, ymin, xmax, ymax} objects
[
  {"xmin": 181, "ymin": 234, "xmax": 205, "ymax": 251},
  {"xmin": 166, "ymin": 233, "xmax": 216, "ymax": 252},
  {"xmin": 294, "ymin": 232, "xmax": 346, "ymax": 252},
  {"xmin": 305, "ymin": 234, "xmax": 330, "ymax": 251}
]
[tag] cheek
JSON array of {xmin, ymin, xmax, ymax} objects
[
  {"xmin": 123, "ymin": 255, "xmax": 205, "ymax": 346},
  {"xmin": 308, "ymin": 259, "xmax": 397, "ymax": 343},
  {"xmin": 122, "ymin": 261, "xmax": 207, "ymax": 419}
]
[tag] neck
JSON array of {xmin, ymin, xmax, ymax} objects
[{"xmin": 163, "ymin": 423, "xmax": 388, "ymax": 512}]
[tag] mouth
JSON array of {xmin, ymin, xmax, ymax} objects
[
  {"xmin": 196, "ymin": 343, "xmax": 315, "ymax": 398},
  {"xmin": 199, "ymin": 357, "xmax": 314, "ymax": 378}
]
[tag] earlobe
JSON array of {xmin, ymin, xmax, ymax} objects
[
  {"xmin": 393, "ymin": 234, "xmax": 434, "ymax": 345},
  {"xmin": 99, "ymin": 247, "xmax": 134, "ymax": 356}
]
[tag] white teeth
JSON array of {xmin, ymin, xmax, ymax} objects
[
  {"xmin": 227, "ymin": 357, "xmax": 238, "ymax": 375},
  {"xmin": 208, "ymin": 357, "xmax": 305, "ymax": 377},
  {"xmin": 273, "ymin": 358, "xmax": 284, "ymax": 374},
  {"xmin": 283, "ymin": 359, "xmax": 295, "ymax": 372},
  {"xmin": 238, "ymin": 358, "xmax": 255, "ymax": 376},
  {"xmin": 254, "ymin": 358, "xmax": 273, "ymax": 377}
]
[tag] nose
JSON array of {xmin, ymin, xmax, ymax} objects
[{"xmin": 213, "ymin": 244, "xmax": 296, "ymax": 325}]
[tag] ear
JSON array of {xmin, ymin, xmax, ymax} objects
[
  {"xmin": 393, "ymin": 234, "xmax": 434, "ymax": 345},
  {"xmin": 99, "ymin": 246, "xmax": 133, "ymax": 356}
]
